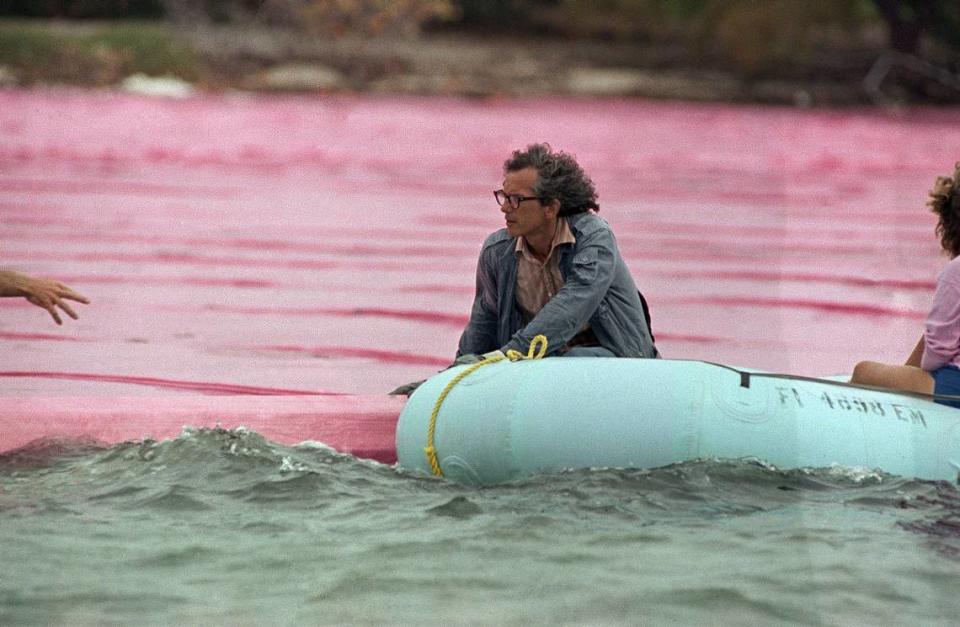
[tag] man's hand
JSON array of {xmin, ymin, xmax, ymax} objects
[
  {"xmin": 0, "ymin": 270, "xmax": 90, "ymax": 325},
  {"xmin": 389, "ymin": 379, "xmax": 426, "ymax": 396},
  {"xmin": 388, "ymin": 352, "xmax": 505, "ymax": 396},
  {"xmin": 452, "ymin": 353, "xmax": 483, "ymax": 366}
]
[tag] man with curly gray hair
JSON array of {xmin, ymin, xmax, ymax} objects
[{"xmin": 457, "ymin": 143, "xmax": 658, "ymax": 360}]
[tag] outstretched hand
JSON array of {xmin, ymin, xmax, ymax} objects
[
  {"xmin": 0, "ymin": 270, "xmax": 90, "ymax": 325},
  {"xmin": 388, "ymin": 353, "xmax": 488, "ymax": 396}
]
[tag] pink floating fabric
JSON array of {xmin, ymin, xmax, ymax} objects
[{"xmin": 1, "ymin": 395, "xmax": 406, "ymax": 464}]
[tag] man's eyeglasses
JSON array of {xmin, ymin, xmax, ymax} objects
[{"xmin": 494, "ymin": 189, "xmax": 542, "ymax": 210}]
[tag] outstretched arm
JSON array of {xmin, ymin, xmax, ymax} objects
[{"xmin": 0, "ymin": 270, "xmax": 90, "ymax": 325}]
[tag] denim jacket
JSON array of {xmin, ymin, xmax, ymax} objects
[{"xmin": 457, "ymin": 211, "xmax": 659, "ymax": 359}]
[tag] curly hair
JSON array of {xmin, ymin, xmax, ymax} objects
[
  {"xmin": 503, "ymin": 143, "xmax": 598, "ymax": 217},
  {"xmin": 930, "ymin": 161, "xmax": 960, "ymax": 258}
]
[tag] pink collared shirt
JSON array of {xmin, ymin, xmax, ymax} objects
[{"xmin": 921, "ymin": 255, "xmax": 960, "ymax": 371}]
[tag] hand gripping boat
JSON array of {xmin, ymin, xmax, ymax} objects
[{"xmin": 396, "ymin": 354, "xmax": 960, "ymax": 486}]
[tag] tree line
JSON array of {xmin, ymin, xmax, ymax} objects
[{"xmin": 1, "ymin": 0, "xmax": 957, "ymax": 58}]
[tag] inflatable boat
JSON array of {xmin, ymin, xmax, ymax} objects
[{"xmin": 397, "ymin": 357, "xmax": 960, "ymax": 485}]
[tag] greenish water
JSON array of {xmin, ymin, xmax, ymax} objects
[{"xmin": 1, "ymin": 427, "xmax": 958, "ymax": 625}]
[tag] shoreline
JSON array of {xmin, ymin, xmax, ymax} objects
[
  {"xmin": 188, "ymin": 29, "xmax": 861, "ymax": 106},
  {"xmin": 3, "ymin": 20, "xmax": 955, "ymax": 106}
]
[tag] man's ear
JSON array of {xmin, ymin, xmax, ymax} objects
[{"xmin": 545, "ymin": 198, "xmax": 561, "ymax": 218}]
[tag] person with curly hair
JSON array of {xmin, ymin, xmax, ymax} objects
[
  {"xmin": 457, "ymin": 143, "xmax": 658, "ymax": 360},
  {"xmin": 851, "ymin": 161, "xmax": 960, "ymax": 408}
]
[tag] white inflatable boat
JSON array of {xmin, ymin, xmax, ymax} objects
[{"xmin": 397, "ymin": 358, "xmax": 960, "ymax": 485}]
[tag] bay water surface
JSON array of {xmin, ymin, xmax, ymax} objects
[{"xmin": 2, "ymin": 429, "xmax": 959, "ymax": 625}]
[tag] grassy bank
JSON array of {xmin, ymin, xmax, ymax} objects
[{"xmin": 0, "ymin": 19, "xmax": 197, "ymax": 87}]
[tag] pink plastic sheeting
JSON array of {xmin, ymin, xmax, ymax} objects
[
  {"xmin": 2, "ymin": 88, "xmax": 960, "ymax": 456},
  {"xmin": 2, "ymin": 395, "xmax": 405, "ymax": 463}
]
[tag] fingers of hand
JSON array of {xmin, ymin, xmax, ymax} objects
[
  {"xmin": 55, "ymin": 284, "xmax": 90, "ymax": 304},
  {"xmin": 26, "ymin": 294, "xmax": 65, "ymax": 325},
  {"xmin": 57, "ymin": 299, "xmax": 79, "ymax": 320},
  {"xmin": 48, "ymin": 306, "xmax": 63, "ymax": 325}
]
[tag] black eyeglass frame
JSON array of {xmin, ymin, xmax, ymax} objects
[{"xmin": 494, "ymin": 189, "xmax": 543, "ymax": 210}]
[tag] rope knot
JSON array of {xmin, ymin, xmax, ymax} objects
[{"xmin": 506, "ymin": 334, "xmax": 549, "ymax": 361}]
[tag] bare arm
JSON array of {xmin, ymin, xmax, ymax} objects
[
  {"xmin": 0, "ymin": 270, "xmax": 90, "ymax": 325},
  {"xmin": 905, "ymin": 335, "xmax": 924, "ymax": 367}
]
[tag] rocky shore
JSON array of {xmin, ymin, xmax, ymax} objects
[
  {"xmin": 2, "ymin": 20, "xmax": 950, "ymax": 106},
  {"xmin": 187, "ymin": 27, "xmax": 872, "ymax": 106}
]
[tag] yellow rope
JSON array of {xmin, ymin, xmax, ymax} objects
[
  {"xmin": 424, "ymin": 335, "xmax": 548, "ymax": 477},
  {"xmin": 506, "ymin": 334, "xmax": 548, "ymax": 361}
]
